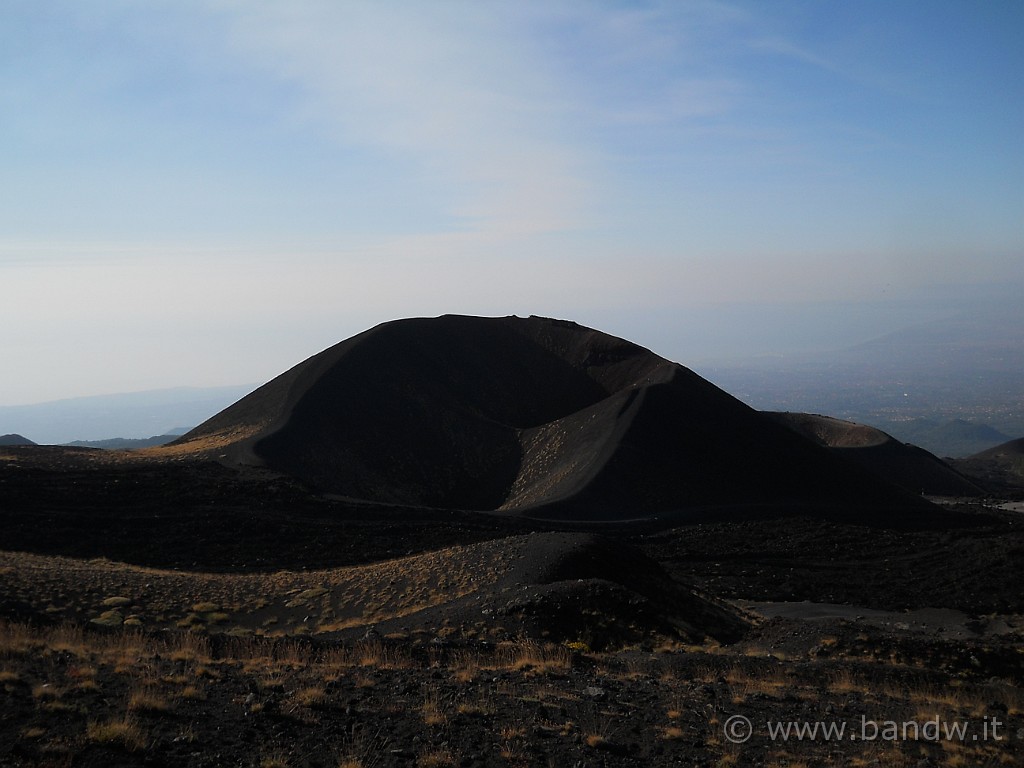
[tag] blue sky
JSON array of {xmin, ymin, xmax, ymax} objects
[{"xmin": 1, "ymin": 0, "xmax": 1022, "ymax": 404}]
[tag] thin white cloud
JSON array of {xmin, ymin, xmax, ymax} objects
[
  {"xmin": 605, "ymin": 77, "xmax": 742, "ymax": 124},
  {"xmin": 535, "ymin": 1, "xmax": 750, "ymax": 126},
  {"xmin": 3, "ymin": 1, "xmax": 1021, "ymax": 405},
  {"xmin": 748, "ymin": 31, "xmax": 932, "ymax": 103},
  {"xmin": 751, "ymin": 36, "xmax": 839, "ymax": 74},
  {"xmin": 210, "ymin": 1, "xmax": 592, "ymax": 240}
]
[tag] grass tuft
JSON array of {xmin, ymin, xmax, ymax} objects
[
  {"xmin": 86, "ymin": 717, "xmax": 147, "ymax": 751},
  {"xmin": 421, "ymin": 691, "xmax": 448, "ymax": 726},
  {"xmin": 127, "ymin": 687, "xmax": 172, "ymax": 713},
  {"xmin": 291, "ymin": 686, "xmax": 328, "ymax": 708},
  {"xmin": 416, "ymin": 749, "xmax": 456, "ymax": 768}
]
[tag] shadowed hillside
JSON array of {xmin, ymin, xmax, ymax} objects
[
  {"xmin": 0, "ymin": 532, "xmax": 745, "ymax": 648},
  {"xmin": 879, "ymin": 418, "xmax": 1012, "ymax": 459},
  {"xmin": 0, "ymin": 434, "xmax": 36, "ymax": 446},
  {"xmin": 953, "ymin": 437, "xmax": 1024, "ymax": 492},
  {"xmin": 765, "ymin": 412, "xmax": 983, "ymax": 497},
  {"xmin": 170, "ymin": 315, "xmax": 932, "ymax": 520}
]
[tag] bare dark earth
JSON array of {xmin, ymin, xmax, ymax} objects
[{"xmin": 2, "ymin": 450, "xmax": 1022, "ymax": 767}]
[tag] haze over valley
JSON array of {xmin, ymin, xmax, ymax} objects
[{"xmin": 5, "ymin": 299, "xmax": 1020, "ymax": 459}]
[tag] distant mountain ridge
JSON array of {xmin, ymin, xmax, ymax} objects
[
  {"xmin": 0, "ymin": 385, "xmax": 254, "ymax": 444},
  {"xmin": 876, "ymin": 418, "xmax": 1012, "ymax": 459},
  {"xmin": 64, "ymin": 434, "xmax": 183, "ymax": 450},
  {"xmin": 700, "ymin": 304, "xmax": 1024, "ymax": 455}
]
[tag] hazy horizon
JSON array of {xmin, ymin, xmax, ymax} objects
[
  {"xmin": 2, "ymin": 287, "xmax": 1018, "ymax": 411},
  {"xmin": 4, "ymin": 292, "xmax": 1021, "ymax": 446},
  {"xmin": 3, "ymin": 1, "xmax": 1022, "ymax": 405}
]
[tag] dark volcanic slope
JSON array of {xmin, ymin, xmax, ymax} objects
[
  {"xmin": 953, "ymin": 437, "xmax": 1024, "ymax": 491},
  {"xmin": 765, "ymin": 412, "xmax": 983, "ymax": 497},
  {"xmin": 0, "ymin": 433, "xmax": 36, "ymax": 446},
  {"xmin": 172, "ymin": 315, "xmax": 930, "ymax": 519},
  {"xmin": 970, "ymin": 437, "xmax": 1024, "ymax": 461}
]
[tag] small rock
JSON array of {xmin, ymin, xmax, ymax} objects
[{"xmin": 90, "ymin": 610, "xmax": 124, "ymax": 627}]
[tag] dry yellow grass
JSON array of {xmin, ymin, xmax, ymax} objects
[
  {"xmin": 723, "ymin": 665, "xmax": 791, "ymax": 701},
  {"xmin": 127, "ymin": 687, "xmax": 172, "ymax": 713},
  {"xmin": 661, "ymin": 725, "xmax": 686, "ymax": 740},
  {"xmin": 31, "ymin": 683, "xmax": 62, "ymax": 701},
  {"xmin": 181, "ymin": 684, "xmax": 206, "ymax": 701},
  {"xmin": 139, "ymin": 425, "xmax": 264, "ymax": 459},
  {"xmin": 169, "ymin": 632, "xmax": 210, "ymax": 662},
  {"xmin": 290, "ymin": 686, "xmax": 328, "ymax": 708},
  {"xmin": 421, "ymin": 692, "xmax": 449, "ymax": 726},
  {"xmin": 456, "ymin": 693, "xmax": 495, "ymax": 717},
  {"xmin": 416, "ymin": 749, "xmax": 456, "ymax": 768},
  {"xmin": 2, "ymin": 615, "xmax": 1018, "ymax": 768},
  {"xmin": 0, "ymin": 536, "xmax": 526, "ymax": 637},
  {"xmin": 499, "ymin": 726, "xmax": 526, "ymax": 740},
  {"xmin": 451, "ymin": 650, "xmax": 480, "ymax": 682},
  {"xmin": 500, "ymin": 639, "xmax": 572, "ymax": 674},
  {"xmin": 827, "ymin": 667, "xmax": 867, "ymax": 694},
  {"xmin": 86, "ymin": 717, "xmax": 147, "ymax": 751},
  {"xmin": 353, "ymin": 638, "xmax": 413, "ymax": 669}
]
